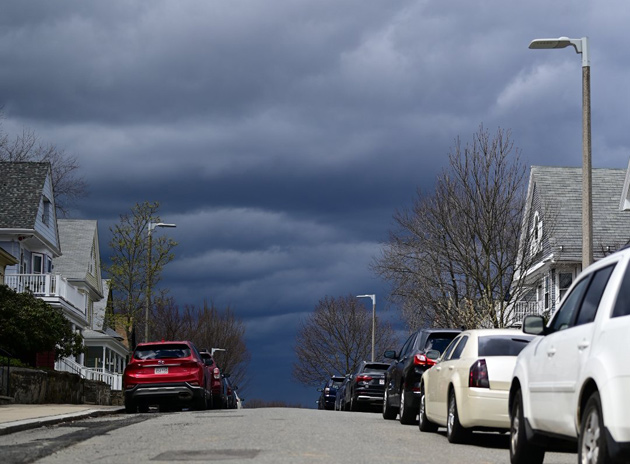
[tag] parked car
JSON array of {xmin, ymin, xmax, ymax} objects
[
  {"xmin": 344, "ymin": 361, "xmax": 390, "ymax": 411},
  {"xmin": 509, "ymin": 247, "xmax": 630, "ymax": 464},
  {"xmin": 317, "ymin": 376, "xmax": 345, "ymax": 410},
  {"xmin": 335, "ymin": 375, "xmax": 351, "ymax": 411},
  {"xmin": 122, "ymin": 340, "xmax": 212, "ymax": 413},
  {"xmin": 382, "ymin": 328, "xmax": 461, "ymax": 424},
  {"xmin": 199, "ymin": 350, "xmax": 224, "ymax": 409},
  {"xmin": 418, "ymin": 329, "xmax": 534, "ymax": 443},
  {"xmin": 222, "ymin": 374, "xmax": 238, "ymax": 409}
]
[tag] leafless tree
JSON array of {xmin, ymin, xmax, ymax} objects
[
  {"xmin": 374, "ymin": 126, "xmax": 540, "ymax": 330},
  {"xmin": 292, "ymin": 295, "xmax": 397, "ymax": 387},
  {"xmin": 0, "ymin": 122, "xmax": 87, "ymax": 216},
  {"xmin": 151, "ymin": 299, "xmax": 250, "ymax": 393}
]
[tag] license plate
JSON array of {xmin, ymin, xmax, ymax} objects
[
  {"xmin": 379, "ymin": 379, "xmax": 384, "ymax": 385},
  {"xmin": 155, "ymin": 367, "xmax": 168, "ymax": 374}
]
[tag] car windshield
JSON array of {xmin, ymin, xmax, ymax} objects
[
  {"xmin": 477, "ymin": 335, "xmax": 534, "ymax": 357},
  {"xmin": 424, "ymin": 335, "xmax": 458, "ymax": 354},
  {"xmin": 134, "ymin": 344, "xmax": 192, "ymax": 360}
]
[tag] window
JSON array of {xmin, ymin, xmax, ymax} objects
[
  {"xmin": 544, "ymin": 275, "xmax": 550, "ymax": 310},
  {"xmin": 612, "ymin": 263, "xmax": 630, "ymax": 318},
  {"xmin": 32, "ymin": 253, "xmax": 44, "ymax": 274},
  {"xmin": 550, "ymin": 265, "xmax": 615, "ymax": 331},
  {"xmin": 441, "ymin": 336, "xmax": 461, "ymax": 361},
  {"xmin": 559, "ymin": 272, "xmax": 573, "ymax": 302},
  {"xmin": 449, "ymin": 336, "xmax": 468, "ymax": 360},
  {"xmin": 575, "ymin": 265, "xmax": 614, "ymax": 326},
  {"xmin": 477, "ymin": 335, "xmax": 534, "ymax": 356},
  {"xmin": 530, "ymin": 211, "xmax": 543, "ymax": 255},
  {"xmin": 424, "ymin": 335, "xmax": 459, "ymax": 355},
  {"xmin": 549, "ymin": 277, "xmax": 590, "ymax": 332},
  {"xmin": 42, "ymin": 198, "xmax": 51, "ymax": 226}
]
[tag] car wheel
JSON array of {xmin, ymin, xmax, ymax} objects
[
  {"xmin": 510, "ymin": 388, "xmax": 545, "ymax": 464},
  {"xmin": 418, "ymin": 384, "xmax": 438, "ymax": 432},
  {"xmin": 447, "ymin": 391, "xmax": 471, "ymax": 444},
  {"xmin": 399, "ymin": 385, "xmax": 417, "ymax": 425},
  {"xmin": 382, "ymin": 387, "xmax": 397, "ymax": 420},
  {"xmin": 579, "ymin": 392, "xmax": 609, "ymax": 464},
  {"xmin": 124, "ymin": 399, "xmax": 136, "ymax": 414}
]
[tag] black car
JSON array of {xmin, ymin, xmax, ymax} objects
[
  {"xmin": 344, "ymin": 361, "xmax": 390, "ymax": 412},
  {"xmin": 317, "ymin": 375, "xmax": 345, "ymax": 410},
  {"xmin": 334, "ymin": 375, "xmax": 351, "ymax": 411},
  {"xmin": 382, "ymin": 328, "xmax": 461, "ymax": 424}
]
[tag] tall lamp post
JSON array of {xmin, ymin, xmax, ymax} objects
[
  {"xmin": 145, "ymin": 221, "xmax": 176, "ymax": 342},
  {"xmin": 529, "ymin": 36, "xmax": 592, "ymax": 269},
  {"xmin": 356, "ymin": 294, "xmax": 376, "ymax": 362}
]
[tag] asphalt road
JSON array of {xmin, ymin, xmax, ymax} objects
[{"xmin": 0, "ymin": 407, "xmax": 577, "ymax": 464}]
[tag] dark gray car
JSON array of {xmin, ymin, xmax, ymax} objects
[{"xmin": 382, "ymin": 328, "xmax": 461, "ymax": 424}]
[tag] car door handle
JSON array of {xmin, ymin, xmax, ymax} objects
[
  {"xmin": 547, "ymin": 348, "xmax": 556, "ymax": 357},
  {"xmin": 578, "ymin": 341, "xmax": 590, "ymax": 351},
  {"xmin": 436, "ymin": 367, "xmax": 442, "ymax": 372},
  {"xmin": 448, "ymin": 366, "xmax": 454, "ymax": 371}
]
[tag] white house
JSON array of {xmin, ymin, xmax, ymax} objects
[
  {"xmin": 511, "ymin": 165, "xmax": 630, "ymax": 324},
  {"xmin": 0, "ymin": 162, "xmax": 128, "ymax": 389}
]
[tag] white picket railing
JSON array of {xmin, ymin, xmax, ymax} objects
[
  {"xmin": 5, "ymin": 273, "xmax": 87, "ymax": 314},
  {"xmin": 55, "ymin": 357, "xmax": 123, "ymax": 391}
]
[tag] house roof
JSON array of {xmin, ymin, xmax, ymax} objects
[
  {"xmin": 0, "ymin": 162, "xmax": 51, "ymax": 229},
  {"xmin": 54, "ymin": 219, "xmax": 98, "ymax": 280},
  {"xmin": 529, "ymin": 166, "xmax": 630, "ymax": 260}
]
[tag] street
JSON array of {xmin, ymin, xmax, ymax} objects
[{"xmin": 0, "ymin": 407, "xmax": 577, "ymax": 464}]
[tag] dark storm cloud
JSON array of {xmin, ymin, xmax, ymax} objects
[{"xmin": 4, "ymin": 0, "xmax": 630, "ymax": 405}]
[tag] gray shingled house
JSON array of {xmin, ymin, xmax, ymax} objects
[
  {"xmin": 54, "ymin": 220, "xmax": 128, "ymax": 389},
  {"xmin": 0, "ymin": 162, "xmax": 127, "ymax": 389},
  {"xmin": 512, "ymin": 166, "xmax": 630, "ymax": 323}
]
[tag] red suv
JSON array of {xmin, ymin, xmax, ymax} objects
[
  {"xmin": 123, "ymin": 341, "xmax": 212, "ymax": 413},
  {"xmin": 199, "ymin": 350, "xmax": 224, "ymax": 409}
]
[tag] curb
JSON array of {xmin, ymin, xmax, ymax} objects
[{"xmin": 0, "ymin": 407, "xmax": 125, "ymax": 436}]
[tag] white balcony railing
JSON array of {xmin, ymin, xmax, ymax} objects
[
  {"xmin": 5, "ymin": 273, "xmax": 87, "ymax": 314},
  {"xmin": 55, "ymin": 357, "xmax": 123, "ymax": 391}
]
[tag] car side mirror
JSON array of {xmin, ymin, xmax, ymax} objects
[
  {"xmin": 522, "ymin": 315, "xmax": 545, "ymax": 335},
  {"xmin": 383, "ymin": 350, "xmax": 397, "ymax": 359},
  {"xmin": 425, "ymin": 349, "xmax": 441, "ymax": 361}
]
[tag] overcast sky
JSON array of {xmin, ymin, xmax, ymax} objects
[{"xmin": 2, "ymin": 0, "xmax": 630, "ymax": 406}]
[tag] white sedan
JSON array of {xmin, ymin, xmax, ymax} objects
[{"xmin": 418, "ymin": 328, "xmax": 534, "ymax": 443}]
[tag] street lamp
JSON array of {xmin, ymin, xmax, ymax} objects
[
  {"xmin": 529, "ymin": 36, "xmax": 592, "ymax": 269},
  {"xmin": 145, "ymin": 221, "xmax": 176, "ymax": 342},
  {"xmin": 356, "ymin": 294, "xmax": 376, "ymax": 362}
]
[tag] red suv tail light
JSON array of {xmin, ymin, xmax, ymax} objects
[
  {"xmin": 414, "ymin": 353, "xmax": 436, "ymax": 366},
  {"xmin": 213, "ymin": 367, "xmax": 221, "ymax": 379},
  {"xmin": 469, "ymin": 359, "xmax": 489, "ymax": 388},
  {"xmin": 356, "ymin": 375, "xmax": 373, "ymax": 382}
]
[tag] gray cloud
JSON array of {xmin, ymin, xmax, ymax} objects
[{"xmin": 3, "ymin": 0, "xmax": 630, "ymax": 405}]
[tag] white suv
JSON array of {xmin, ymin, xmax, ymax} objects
[{"xmin": 509, "ymin": 247, "xmax": 630, "ymax": 464}]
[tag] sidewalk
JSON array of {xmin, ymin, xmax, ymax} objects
[{"xmin": 0, "ymin": 403, "xmax": 125, "ymax": 435}]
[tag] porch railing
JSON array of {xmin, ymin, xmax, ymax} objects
[
  {"xmin": 510, "ymin": 301, "xmax": 544, "ymax": 325},
  {"xmin": 55, "ymin": 357, "xmax": 123, "ymax": 391},
  {"xmin": 5, "ymin": 273, "xmax": 87, "ymax": 314}
]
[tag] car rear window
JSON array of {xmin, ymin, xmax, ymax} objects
[
  {"xmin": 363, "ymin": 363, "xmax": 389, "ymax": 373},
  {"xmin": 477, "ymin": 335, "xmax": 534, "ymax": 357},
  {"xmin": 134, "ymin": 344, "xmax": 192, "ymax": 360},
  {"xmin": 424, "ymin": 335, "xmax": 459, "ymax": 354}
]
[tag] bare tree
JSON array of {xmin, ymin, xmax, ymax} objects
[
  {"xmin": 374, "ymin": 126, "xmax": 539, "ymax": 330},
  {"xmin": 0, "ymin": 123, "xmax": 87, "ymax": 216},
  {"xmin": 292, "ymin": 295, "xmax": 397, "ymax": 387},
  {"xmin": 151, "ymin": 298, "xmax": 250, "ymax": 393},
  {"xmin": 106, "ymin": 201, "xmax": 177, "ymax": 345}
]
